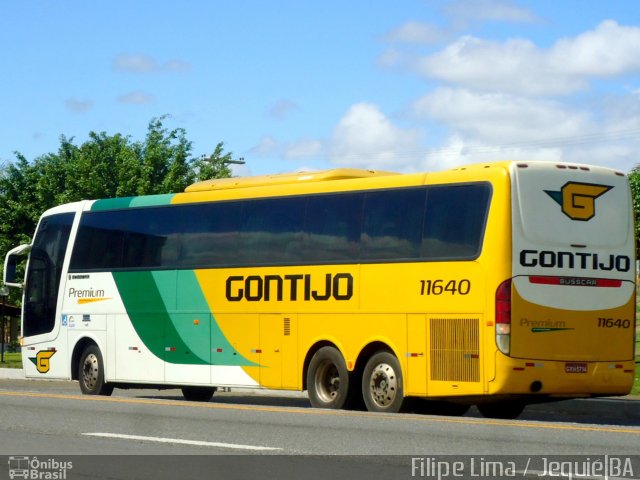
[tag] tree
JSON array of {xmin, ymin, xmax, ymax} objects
[
  {"xmin": 0, "ymin": 117, "xmax": 234, "ymax": 283},
  {"xmin": 627, "ymin": 167, "xmax": 640, "ymax": 255},
  {"xmin": 192, "ymin": 141, "xmax": 233, "ymax": 181}
]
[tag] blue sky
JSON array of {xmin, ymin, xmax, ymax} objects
[{"xmin": 2, "ymin": 1, "xmax": 640, "ymax": 176}]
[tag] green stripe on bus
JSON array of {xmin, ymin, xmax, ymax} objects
[
  {"xmin": 91, "ymin": 193, "xmax": 175, "ymax": 211},
  {"xmin": 112, "ymin": 270, "xmax": 257, "ymax": 367}
]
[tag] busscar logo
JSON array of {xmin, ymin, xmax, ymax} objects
[
  {"xmin": 544, "ymin": 182, "xmax": 612, "ymax": 221},
  {"xmin": 28, "ymin": 350, "xmax": 56, "ymax": 373}
]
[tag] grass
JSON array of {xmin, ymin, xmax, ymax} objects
[{"xmin": 0, "ymin": 352, "xmax": 22, "ymax": 369}]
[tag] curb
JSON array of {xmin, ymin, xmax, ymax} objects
[{"xmin": 0, "ymin": 368, "xmax": 25, "ymax": 380}]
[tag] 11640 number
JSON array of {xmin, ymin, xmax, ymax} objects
[{"xmin": 420, "ymin": 279, "xmax": 471, "ymax": 296}]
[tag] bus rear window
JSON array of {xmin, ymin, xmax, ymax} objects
[{"xmin": 422, "ymin": 184, "xmax": 491, "ymax": 260}]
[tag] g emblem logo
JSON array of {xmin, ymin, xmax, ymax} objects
[
  {"xmin": 29, "ymin": 350, "xmax": 56, "ymax": 373},
  {"xmin": 544, "ymin": 182, "xmax": 612, "ymax": 221}
]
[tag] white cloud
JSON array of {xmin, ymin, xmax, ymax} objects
[
  {"xmin": 413, "ymin": 88, "xmax": 592, "ymax": 144},
  {"xmin": 549, "ymin": 20, "xmax": 640, "ymax": 76},
  {"xmin": 329, "ymin": 103, "xmax": 421, "ymax": 171},
  {"xmin": 113, "ymin": 54, "xmax": 190, "ymax": 73},
  {"xmin": 415, "ymin": 21, "xmax": 640, "ymax": 96},
  {"xmin": 443, "ymin": 0, "xmax": 538, "ymax": 26},
  {"xmin": 249, "ymin": 136, "xmax": 281, "ymax": 156},
  {"xmin": 417, "ymin": 36, "xmax": 585, "ymax": 96},
  {"xmin": 284, "ymin": 139, "xmax": 323, "ymax": 160},
  {"xmin": 418, "ymin": 134, "xmax": 563, "ymax": 171},
  {"xmin": 384, "ymin": 21, "xmax": 449, "ymax": 45},
  {"xmin": 411, "ymin": 88, "xmax": 640, "ymax": 172}
]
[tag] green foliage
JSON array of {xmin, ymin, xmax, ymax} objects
[
  {"xmin": 0, "ymin": 117, "xmax": 234, "ymax": 300},
  {"xmin": 193, "ymin": 141, "xmax": 233, "ymax": 181},
  {"xmin": 628, "ymin": 168, "xmax": 640, "ymax": 246},
  {"xmin": 0, "ymin": 352, "xmax": 21, "ymax": 368}
]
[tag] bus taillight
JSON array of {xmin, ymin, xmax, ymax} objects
[{"xmin": 495, "ymin": 279, "xmax": 512, "ymax": 355}]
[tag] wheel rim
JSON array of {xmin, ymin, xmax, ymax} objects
[
  {"xmin": 82, "ymin": 353, "xmax": 99, "ymax": 390},
  {"xmin": 368, "ymin": 362, "xmax": 397, "ymax": 408},
  {"xmin": 314, "ymin": 360, "xmax": 341, "ymax": 403}
]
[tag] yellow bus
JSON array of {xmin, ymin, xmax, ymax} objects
[{"xmin": 4, "ymin": 161, "xmax": 636, "ymax": 418}]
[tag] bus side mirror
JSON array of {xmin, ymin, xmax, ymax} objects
[{"xmin": 3, "ymin": 244, "xmax": 31, "ymax": 288}]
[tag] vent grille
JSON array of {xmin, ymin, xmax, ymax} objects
[
  {"xmin": 283, "ymin": 317, "xmax": 291, "ymax": 336},
  {"xmin": 430, "ymin": 317, "xmax": 480, "ymax": 382}
]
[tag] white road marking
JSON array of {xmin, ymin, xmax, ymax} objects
[{"xmin": 82, "ymin": 432, "xmax": 281, "ymax": 451}]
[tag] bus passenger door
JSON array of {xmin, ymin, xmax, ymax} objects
[{"xmin": 259, "ymin": 314, "xmax": 298, "ymax": 389}]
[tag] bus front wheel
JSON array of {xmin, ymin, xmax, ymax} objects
[
  {"xmin": 307, "ymin": 346, "xmax": 351, "ymax": 409},
  {"xmin": 78, "ymin": 345, "xmax": 113, "ymax": 396},
  {"xmin": 362, "ymin": 351, "xmax": 404, "ymax": 413}
]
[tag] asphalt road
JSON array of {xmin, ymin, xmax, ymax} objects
[{"xmin": 0, "ymin": 377, "xmax": 638, "ymax": 479}]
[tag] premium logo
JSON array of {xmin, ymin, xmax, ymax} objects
[
  {"xmin": 29, "ymin": 350, "xmax": 56, "ymax": 373},
  {"xmin": 68, "ymin": 287, "xmax": 110, "ymax": 304},
  {"xmin": 544, "ymin": 182, "xmax": 612, "ymax": 221}
]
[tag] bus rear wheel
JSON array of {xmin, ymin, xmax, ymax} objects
[
  {"xmin": 477, "ymin": 401, "xmax": 525, "ymax": 419},
  {"xmin": 78, "ymin": 345, "xmax": 113, "ymax": 396},
  {"xmin": 362, "ymin": 351, "xmax": 404, "ymax": 413},
  {"xmin": 307, "ymin": 346, "xmax": 351, "ymax": 409}
]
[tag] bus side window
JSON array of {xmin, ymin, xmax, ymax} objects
[
  {"xmin": 361, "ymin": 188, "xmax": 424, "ymax": 260},
  {"xmin": 303, "ymin": 193, "xmax": 363, "ymax": 262},
  {"xmin": 421, "ymin": 184, "xmax": 491, "ymax": 260}
]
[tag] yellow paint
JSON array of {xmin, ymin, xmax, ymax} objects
[
  {"xmin": 149, "ymin": 162, "xmax": 632, "ymax": 402},
  {"xmin": 78, "ymin": 297, "xmax": 111, "ymax": 305},
  {"xmin": 185, "ymin": 164, "xmax": 514, "ymax": 398}
]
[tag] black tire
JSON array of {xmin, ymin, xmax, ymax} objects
[
  {"xmin": 307, "ymin": 346, "xmax": 351, "ymax": 409},
  {"xmin": 362, "ymin": 350, "xmax": 404, "ymax": 413},
  {"xmin": 477, "ymin": 401, "xmax": 525, "ymax": 419},
  {"xmin": 78, "ymin": 345, "xmax": 113, "ymax": 396},
  {"xmin": 181, "ymin": 386, "xmax": 217, "ymax": 402}
]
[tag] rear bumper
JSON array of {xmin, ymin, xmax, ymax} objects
[{"xmin": 488, "ymin": 353, "xmax": 635, "ymax": 397}]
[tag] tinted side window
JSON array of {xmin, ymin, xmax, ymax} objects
[
  {"xmin": 71, "ymin": 211, "xmax": 125, "ymax": 270},
  {"xmin": 180, "ymin": 202, "xmax": 241, "ymax": 267},
  {"xmin": 71, "ymin": 208, "xmax": 182, "ymax": 270},
  {"xmin": 361, "ymin": 188, "xmax": 425, "ymax": 260},
  {"xmin": 122, "ymin": 208, "xmax": 182, "ymax": 268},
  {"xmin": 303, "ymin": 193, "xmax": 363, "ymax": 262},
  {"xmin": 239, "ymin": 198, "xmax": 305, "ymax": 265},
  {"xmin": 421, "ymin": 184, "xmax": 491, "ymax": 260}
]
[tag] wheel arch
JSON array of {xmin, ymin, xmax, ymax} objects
[
  {"xmin": 353, "ymin": 340, "xmax": 400, "ymax": 378},
  {"xmin": 70, "ymin": 337, "xmax": 100, "ymax": 381},
  {"xmin": 302, "ymin": 340, "xmax": 342, "ymax": 391}
]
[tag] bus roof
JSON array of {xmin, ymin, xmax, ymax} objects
[{"xmin": 185, "ymin": 168, "xmax": 398, "ymax": 192}]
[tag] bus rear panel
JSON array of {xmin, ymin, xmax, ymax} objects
[{"xmin": 494, "ymin": 162, "xmax": 636, "ymax": 397}]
